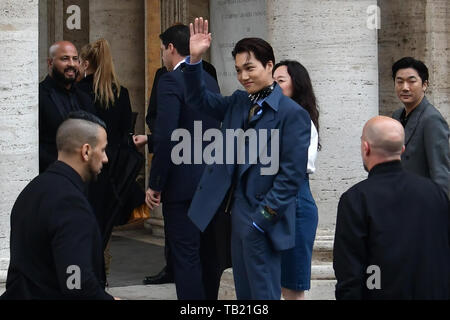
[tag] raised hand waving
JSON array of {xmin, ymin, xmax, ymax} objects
[{"xmin": 189, "ymin": 17, "xmax": 212, "ymax": 64}]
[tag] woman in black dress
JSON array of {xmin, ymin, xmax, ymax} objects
[{"xmin": 77, "ymin": 38, "xmax": 145, "ymax": 277}]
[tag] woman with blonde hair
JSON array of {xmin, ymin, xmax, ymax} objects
[{"xmin": 78, "ymin": 39, "xmax": 145, "ymax": 280}]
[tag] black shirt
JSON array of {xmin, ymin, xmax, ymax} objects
[
  {"xmin": 39, "ymin": 75, "xmax": 95, "ymax": 173},
  {"xmin": 399, "ymin": 106, "xmax": 418, "ymax": 128}
]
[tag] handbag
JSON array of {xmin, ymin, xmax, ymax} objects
[{"xmin": 127, "ymin": 203, "xmax": 150, "ymax": 224}]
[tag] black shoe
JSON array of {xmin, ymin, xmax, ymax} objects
[{"xmin": 143, "ymin": 268, "xmax": 174, "ymax": 285}]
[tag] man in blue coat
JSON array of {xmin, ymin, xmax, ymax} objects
[
  {"xmin": 184, "ymin": 18, "xmax": 311, "ymax": 299},
  {"xmin": 144, "ymin": 24, "xmax": 223, "ymax": 300}
]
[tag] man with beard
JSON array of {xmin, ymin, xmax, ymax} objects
[
  {"xmin": 333, "ymin": 116, "xmax": 449, "ymax": 300},
  {"xmin": 39, "ymin": 41, "xmax": 96, "ymax": 173},
  {"xmin": 1, "ymin": 111, "xmax": 118, "ymax": 300}
]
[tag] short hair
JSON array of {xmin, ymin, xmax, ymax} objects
[
  {"xmin": 56, "ymin": 111, "xmax": 106, "ymax": 154},
  {"xmin": 392, "ymin": 57, "xmax": 429, "ymax": 83},
  {"xmin": 232, "ymin": 38, "xmax": 275, "ymax": 67},
  {"xmin": 159, "ymin": 24, "xmax": 190, "ymax": 56}
]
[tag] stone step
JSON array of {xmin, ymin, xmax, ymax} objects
[
  {"xmin": 145, "ymin": 221, "xmax": 335, "ymax": 252},
  {"xmin": 144, "ymin": 218, "xmax": 165, "ymax": 238},
  {"xmin": 312, "ymin": 237, "xmax": 334, "ymax": 263},
  {"xmin": 311, "ymin": 263, "xmax": 335, "ymax": 280},
  {"xmin": 218, "ymin": 268, "xmax": 336, "ymax": 300}
]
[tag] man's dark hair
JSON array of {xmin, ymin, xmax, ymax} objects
[
  {"xmin": 392, "ymin": 57, "xmax": 429, "ymax": 83},
  {"xmin": 159, "ymin": 24, "xmax": 190, "ymax": 56},
  {"xmin": 67, "ymin": 110, "xmax": 106, "ymax": 130},
  {"xmin": 232, "ymin": 38, "xmax": 275, "ymax": 67}
]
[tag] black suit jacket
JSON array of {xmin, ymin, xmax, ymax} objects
[
  {"xmin": 39, "ymin": 76, "xmax": 96, "ymax": 173},
  {"xmin": 333, "ymin": 161, "xmax": 450, "ymax": 299},
  {"xmin": 148, "ymin": 64, "xmax": 220, "ymax": 203},
  {"xmin": 1, "ymin": 161, "xmax": 113, "ymax": 300},
  {"xmin": 146, "ymin": 61, "xmax": 218, "ymax": 153}
]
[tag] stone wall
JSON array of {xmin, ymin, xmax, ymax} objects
[
  {"xmin": 89, "ymin": 0, "xmax": 146, "ymax": 135},
  {"xmin": 210, "ymin": 0, "xmax": 267, "ymax": 96},
  {"xmin": 424, "ymin": 0, "xmax": 450, "ymax": 122},
  {"xmin": 267, "ymin": 0, "xmax": 379, "ymax": 233},
  {"xmin": 0, "ymin": 0, "xmax": 39, "ymax": 281}
]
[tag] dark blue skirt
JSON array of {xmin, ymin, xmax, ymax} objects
[{"xmin": 281, "ymin": 178, "xmax": 318, "ymax": 291}]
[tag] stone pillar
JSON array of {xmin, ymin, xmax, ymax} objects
[
  {"xmin": 210, "ymin": 0, "xmax": 267, "ymax": 95},
  {"xmin": 378, "ymin": 0, "xmax": 427, "ymax": 117},
  {"xmin": 424, "ymin": 0, "xmax": 449, "ymax": 122},
  {"xmin": 267, "ymin": 0, "xmax": 379, "ymax": 235},
  {"xmin": 267, "ymin": 0, "xmax": 378, "ymax": 297},
  {"xmin": 0, "ymin": 0, "xmax": 39, "ymax": 282},
  {"xmin": 267, "ymin": 0, "xmax": 378, "ymax": 255},
  {"xmin": 161, "ymin": 0, "xmax": 188, "ymax": 31}
]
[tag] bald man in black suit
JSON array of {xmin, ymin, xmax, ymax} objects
[{"xmin": 333, "ymin": 116, "xmax": 449, "ymax": 300}]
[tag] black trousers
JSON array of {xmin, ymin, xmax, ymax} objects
[{"xmin": 163, "ymin": 200, "xmax": 231, "ymax": 300}]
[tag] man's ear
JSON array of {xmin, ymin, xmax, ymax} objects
[
  {"xmin": 363, "ymin": 141, "xmax": 370, "ymax": 156},
  {"xmin": 401, "ymin": 145, "xmax": 405, "ymax": 154},
  {"xmin": 168, "ymin": 43, "xmax": 175, "ymax": 54},
  {"xmin": 266, "ymin": 60, "xmax": 274, "ymax": 73},
  {"xmin": 47, "ymin": 58, "xmax": 53, "ymax": 71},
  {"xmin": 422, "ymin": 79, "xmax": 429, "ymax": 92},
  {"xmin": 81, "ymin": 144, "xmax": 91, "ymax": 162}
]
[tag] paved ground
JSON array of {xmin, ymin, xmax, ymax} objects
[{"xmin": 1, "ymin": 226, "xmax": 336, "ymax": 300}]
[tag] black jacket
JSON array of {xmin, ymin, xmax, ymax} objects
[
  {"xmin": 1, "ymin": 161, "xmax": 113, "ymax": 300},
  {"xmin": 77, "ymin": 76, "xmax": 144, "ymax": 246},
  {"xmin": 148, "ymin": 65, "xmax": 220, "ymax": 203},
  {"xmin": 39, "ymin": 76, "xmax": 96, "ymax": 173},
  {"xmin": 333, "ymin": 161, "xmax": 450, "ymax": 299},
  {"xmin": 146, "ymin": 61, "xmax": 218, "ymax": 153}
]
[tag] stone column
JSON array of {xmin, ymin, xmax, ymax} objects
[
  {"xmin": 424, "ymin": 0, "xmax": 449, "ymax": 122},
  {"xmin": 0, "ymin": 0, "xmax": 39, "ymax": 282},
  {"xmin": 267, "ymin": 1, "xmax": 378, "ymax": 293},
  {"xmin": 268, "ymin": 0, "xmax": 379, "ymax": 234}
]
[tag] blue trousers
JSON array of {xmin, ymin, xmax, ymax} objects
[{"xmin": 230, "ymin": 197, "xmax": 281, "ymax": 300}]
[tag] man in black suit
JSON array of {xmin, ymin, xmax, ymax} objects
[
  {"xmin": 39, "ymin": 41, "xmax": 96, "ymax": 173},
  {"xmin": 137, "ymin": 59, "xmax": 218, "ymax": 287},
  {"xmin": 333, "ymin": 116, "xmax": 450, "ymax": 300},
  {"xmin": 142, "ymin": 24, "xmax": 223, "ymax": 300},
  {"xmin": 145, "ymin": 61, "xmax": 217, "ymax": 149},
  {"xmin": 1, "ymin": 111, "xmax": 116, "ymax": 300}
]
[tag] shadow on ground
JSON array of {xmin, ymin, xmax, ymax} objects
[{"xmin": 108, "ymin": 235, "xmax": 165, "ymax": 288}]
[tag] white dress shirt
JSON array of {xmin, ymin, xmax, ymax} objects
[{"xmin": 307, "ymin": 122, "xmax": 318, "ymax": 174}]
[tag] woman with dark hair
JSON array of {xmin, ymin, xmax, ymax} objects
[
  {"xmin": 273, "ymin": 60, "xmax": 319, "ymax": 300},
  {"xmin": 182, "ymin": 18, "xmax": 311, "ymax": 300}
]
